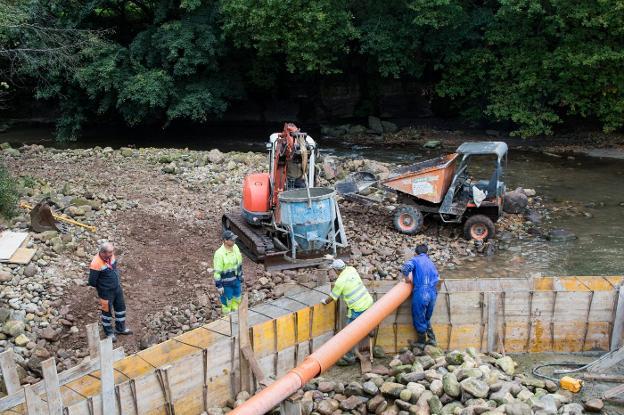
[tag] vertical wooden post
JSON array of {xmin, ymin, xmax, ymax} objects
[
  {"xmin": 86, "ymin": 323, "xmax": 100, "ymax": 360},
  {"xmin": 41, "ymin": 358, "xmax": 63, "ymax": 415},
  {"xmin": 24, "ymin": 384, "xmax": 45, "ymax": 415},
  {"xmin": 238, "ymin": 294, "xmax": 251, "ymax": 393},
  {"xmin": 486, "ymin": 292, "xmax": 498, "ymax": 353},
  {"xmin": 0, "ymin": 349, "xmax": 21, "ymax": 394},
  {"xmin": 99, "ymin": 337, "xmax": 116, "ymax": 415},
  {"xmin": 610, "ymin": 287, "xmax": 624, "ymax": 351}
]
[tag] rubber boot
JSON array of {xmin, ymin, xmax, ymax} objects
[
  {"xmin": 336, "ymin": 351, "xmax": 357, "ymax": 366},
  {"xmin": 426, "ymin": 327, "xmax": 437, "ymax": 346},
  {"xmin": 415, "ymin": 332, "xmax": 426, "ymax": 349}
]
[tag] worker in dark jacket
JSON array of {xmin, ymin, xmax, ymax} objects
[
  {"xmin": 88, "ymin": 242, "xmax": 132, "ymax": 341},
  {"xmin": 402, "ymin": 244, "xmax": 439, "ymax": 348}
]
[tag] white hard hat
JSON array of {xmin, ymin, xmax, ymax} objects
[{"xmin": 330, "ymin": 259, "xmax": 346, "ymax": 270}]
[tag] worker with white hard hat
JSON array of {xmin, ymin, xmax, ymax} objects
[{"xmin": 322, "ymin": 258, "xmax": 374, "ymax": 365}]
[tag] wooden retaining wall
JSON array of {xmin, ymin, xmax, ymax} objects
[{"xmin": 1, "ymin": 276, "xmax": 622, "ymax": 415}]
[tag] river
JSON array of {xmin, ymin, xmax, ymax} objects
[{"xmin": 3, "ymin": 126, "xmax": 624, "ymax": 278}]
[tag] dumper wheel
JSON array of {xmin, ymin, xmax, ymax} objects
[
  {"xmin": 464, "ymin": 215, "xmax": 495, "ymax": 241},
  {"xmin": 393, "ymin": 206, "xmax": 423, "ymax": 235}
]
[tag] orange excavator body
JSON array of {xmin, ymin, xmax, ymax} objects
[{"xmin": 241, "ymin": 173, "xmax": 271, "ymax": 215}]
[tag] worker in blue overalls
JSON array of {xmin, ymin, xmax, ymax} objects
[{"xmin": 401, "ymin": 244, "xmax": 440, "ymax": 348}]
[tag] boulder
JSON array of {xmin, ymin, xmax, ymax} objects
[
  {"xmin": 207, "ymin": 149, "xmax": 225, "ymax": 164},
  {"xmin": 560, "ymin": 403, "xmax": 584, "ymax": 415},
  {"xmin": 446, "ymin": 351, "xmax": 464, "ymax": 365},
  {"xmin": 368, "ymin": 395, "xmax": 386, "ymax": 412},
  {"xmin": 495, "ymin": 356, "xmax": 515, "ymax": 376},
  {"xmin": 531, "ymin": 395, "xmax": 558, "ymax": 415},
  {"xmin": 427, "ymin": 395, "xmax": 443, "ymax": 415},
  {"xmin": 430, "ymin": 380, "xmax": 443, "ymax": 396},
  {"xmin": 583, "ymin": 398, "xmax": 604, "ymax": 412},
  {"xmin": 425, "ymin": 345, "xmax": 444, "ymax": 359},
  {"xmin": 460, "ymin": 378, "xmax": 490, "ymax": 399},
  {"xmin": 363, "ymin": 381, "xmax": 380, "ymax": 396},
  {"xmin": 504, "ymin": 402, "xmax": 532, "ymax": 415},
  {"xmin": 380, "ymin": 382, "xmax": 405, "ymax": 398},
  {"xmin": 382, "ymin": 121, "xmax": 398, "ymax": 134},
  {"xmin": 23, "ymin": 264, "xmax": 37, "ymax": 278},
  {"xmin": 443, "ymin": 373, "xmax": 461, "ymax": 398},
  {"xmin": 399, "ymin": 389, "xmax": 412, "ymax": 402},
  {"xmin": 14, "ymin": 333, "xmax": 29, "ymax": 347},
  {"xmin": 0, "ymin": 308, "xmax": 10, "ymax": 323},
  {"xmin": 399, "ymin": 371, "xmax": 426, "ymax": 384},
  {"xmin": 441, "ymin": 402, "xmax": 464, "ymax": 415},
  {"xmin": 340, "ymin": 395, "xmax": 368, "ymax": 411},
  {"xmin": 39, "ymin": 327, "xmax": 60, "ymax": 341},
  {"xmin": 317, "ymin": 399, "xmax": 339, "ymax": 415},
  {"xmin": 406, "ymin": 382, "xmax": 426, "ymax": 402},
  {"xmin": 503, "ymin": 190, "xmax": 528, "ymax": 214},
  {"xmin": 345, "ymin": 381, "xmax": 363, "ymax": 397},
  {"xmin": 369, "ymin": 116, "xmax": 384, "ymax": 134},
  {"xmin": 0, "ymin": 270, "xmax": 12, "ymax": 282},
  {"xmin": 423, "ymin": 140, "xmax": 442, "ymax": 149},
  {"xmin": 418, "ymin": 355, "xmax": 436, "ymax": 369},
  {"xmin": 3, "ymin": 320, "xmax": 25, "ymax": 337},
  {"xmin": 317, "ymin": 381, "xmax": 336, "ymax": 393}
]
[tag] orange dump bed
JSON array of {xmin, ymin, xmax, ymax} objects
[{"xmin": 381, "ymin": 153, "xmax": 458, "ymax": 203}]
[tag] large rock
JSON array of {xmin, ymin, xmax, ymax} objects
[
  {"xmin": 0, "ymin": 270, "xmax": 12, "ymax": 282},
  {"xmin": 3, "ymin": 320, "xmax": 25, "ymax": 337},
  {"xmin": 406, "ymin": 382, "xmax": 426, "ymax": 402},
  {"xmin": 430, "ymin": 379, "xmax": 444, "ymax": 396},
  {"xmin": 369, "ymin": 116, "xmax": 384, "ymax": 134},
  {"xmin": 417, "ymin": 355, "xmax": 435, "ymax": 369},
  {"xmin": 495, "ymin": 356, "xmax": 515, "ymax": 376},
  {"xmin": 424, "ymin": 345, "xmax": 444, "ymax": 359},
  {"xmin": 583, "ymin": 398, "xmax": 604, "ymax": 412},
  {"xmin": 317, "ymin": 399, "xmax": 339, "ymax": 415},
  {"xmin": 39, "ymin": 327, "xmax": 60, "ymax": 341},
  {"xmin": 380, "ymin": 382, "xmax": 405, "ymax": 398},
  {"xmin": 560, "ymin": 403, "xmax": 584, "ymax": 415},
  {"xmin": 345, "ymin": 381, "xmax": 363, "ymax": 397},
  {"xmin": 368, "ymin": 395, "xmax": 386, "ymax": 412},
  {"xmin": 340, "ymin": 395, "xmax": 368, "ymax": 411},
  {"xmin": 207, "ymin": 149, "xmax": 225, "ymax": 164},
  {"xmin": 503, "ymin": 190, "xmax": 528, "ymax": 214},
  {"xmin": 446, "ymin": 350, "xmax": 464, "ymax": 365},
  {"xmin": 363, "ymin": 381, "xmax": 380, "ymax": 395},
  {"xmin": 427, "ymin": 395, "xmax": 443, "ymax": 415},
  {"xmin": 399, "ymin": 371, "xmax": 426, "ymax": 384},
  {"xmin": 23, "ymin": 264, "xmax": 37, "ymax": 278},
  {"xmin": 504, "ymin": 402, "xmax": 532, "ymax": 415},
  {"xmin": 14, "ymin": 333, "xmax": 29, "ymax": 347},
  {"xmin": 460, "ymin": 378, "xmax": 490, "ymax": 398},
  {"xmin": 0, "ymin": 308, "xmax": 11, "ymax": 323},
  {"xmin": 531, "ymin": 395, "xmax": 558, "ymax": 415},
  {"xmin": 317, "ymin": 381, "xmax": 336, "ymax": 393},
  {"xmin": 443, "ymin": 373, "xmax": 461, "ymax": 398},
  {"xmin": 441, "ymin": 402, "xmax": 464, "ymax": 415},
  {"xmin": 382, "ymin": 121, "xmax": 398, "ymax": 133}
]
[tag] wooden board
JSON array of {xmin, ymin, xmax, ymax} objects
[
  {"xmin": 0, "ymin": 232, "xmax": 28, "ymax": 261},
  {"xmin": 0, "ymin": 248, "xmax": 36, "ymax": 265}
]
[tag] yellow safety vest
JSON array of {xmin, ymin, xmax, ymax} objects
[
  {"xmin": 330, "ymin": 266, "xmax": 373, "ymax": 313},
  {"xmin": 213, "ymin": 244, "xmax": 243, "ymax": 285}
]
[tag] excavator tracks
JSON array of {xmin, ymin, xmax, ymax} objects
[{"xmin": 222, "ymin": 212, "xmax": 278, "ymax": 261}]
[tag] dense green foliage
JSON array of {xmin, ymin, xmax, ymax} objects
[
  {"xmin": 0, "ymin": 163, "xmax": 18, "ymax": 219},
  {"xmin": 2, "ymin": 0, "xmax": 624, "ymax": 138}
]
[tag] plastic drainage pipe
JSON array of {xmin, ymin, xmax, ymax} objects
[{"xmin": 230, "ymin": 281, "xmax": 413, "ymax": 415}]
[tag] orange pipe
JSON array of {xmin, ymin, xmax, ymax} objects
[{"xmin": 230, "ymin": 281, "xmax": 413, "ymax": 415}]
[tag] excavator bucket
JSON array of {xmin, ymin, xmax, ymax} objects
[{"xmin": 29, "ymin": 201, "xmax": 61, "ymax": 233}]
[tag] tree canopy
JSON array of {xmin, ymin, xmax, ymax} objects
[{"xmin": 2, "ymin": 0, "xmax": 624, "ymax": 139}]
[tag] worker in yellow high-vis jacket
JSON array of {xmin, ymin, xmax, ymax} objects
[
  {"xmin": 213, "ymin": 230, "xmax": 243, "ymax": 315},
  {"xmin": 321, "ymin": 259, "xmax": 374, "ymax": 365}
]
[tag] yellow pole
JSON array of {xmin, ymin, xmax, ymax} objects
[{"xmin": 19, "ymin": 202, "xmax": 97, "ymax": 233}]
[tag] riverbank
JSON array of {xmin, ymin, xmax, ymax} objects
[{"xmin": 0, "ymin": 143, "xmax": 556, "ymax": 383}]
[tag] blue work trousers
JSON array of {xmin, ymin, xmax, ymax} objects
[
  {"xmin": 220, "ymin": 280, "xmax": 242, "ymax": 313},
  {"xmin": 411, "ymin": 288, "xmax": 437, "ymax": 333}
]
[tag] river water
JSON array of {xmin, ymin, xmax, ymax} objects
[{"xmin": 3, "ymin": 126, "xmax": 624, "ymax": 278}]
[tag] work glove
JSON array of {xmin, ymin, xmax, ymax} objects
[{"xmin": 217, "ymin": 286, "xmax": 224, "ymax": 295}]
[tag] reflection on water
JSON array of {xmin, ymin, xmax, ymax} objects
[{"xmin": 3, "ymin": 127, "xmax": 624, "ymax": 277}]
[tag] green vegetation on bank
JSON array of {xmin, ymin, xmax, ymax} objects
[{"xmin": 1, "ymin": 0, "xmax": 624, "ymax": 139}]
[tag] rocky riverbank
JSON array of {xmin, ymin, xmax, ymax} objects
[
  {"xmin": 216, "ymin": 347, "xmax": 601, "ymax": 415},
  {"xmin": 0, "ymin": 143, "xmax": 551, "ymax": 388}
]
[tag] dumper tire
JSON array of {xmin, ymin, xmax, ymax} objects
[
  {"xmin": 393, "ymin": 206, "xmax": 423, "ymax": 235},
  {"xmin": 464, "ymin": 214, "xmax": 495, "ymax": 241}
]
